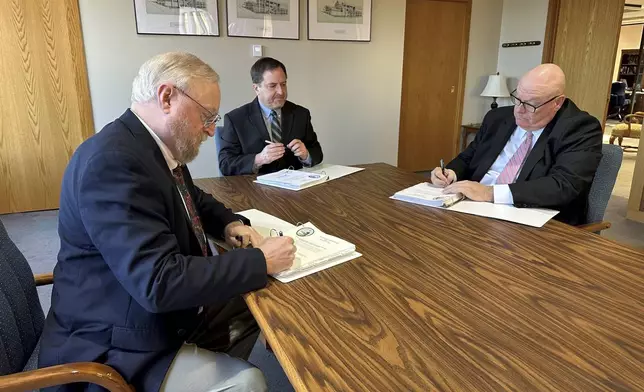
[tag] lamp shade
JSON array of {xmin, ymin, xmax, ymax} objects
[{"xmin": 481, "ymin": 74, "xmax": 510, "ymax": 98}]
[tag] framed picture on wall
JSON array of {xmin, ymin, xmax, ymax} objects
[
  {"xmin": 226, "ymin": 0, "xmax": 299, "ymax": 39},
  {"xmin": 133, "ymin": 0, "xmax": 220, "ymax": 36},
  {"xmin": 308, "ymin": 0, "xmax": 371, "ymax": 41},
  {"xmin": 308, "ymin": 0, "xmax": 371, "ymax": 42}
]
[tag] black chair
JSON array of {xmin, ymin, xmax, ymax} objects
[
  {"xmin": 0, "ymin": 220, "xmax": 132, "ymax": 391},
  {"xmin": 608, "ymin": 81, "xmax": 629, "ymax": 120}
]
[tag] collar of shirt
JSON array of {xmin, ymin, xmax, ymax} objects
[
  {"xmin": 516, "ymin": 125, "xmax": 545, "ymax": 147},
  {"xmin": 131, "ymin": 109, "xmax": 179, "ymax": 171},
  {"xmin": 258, "ymin": 100, "xmax": 281, "ymax": 120}
]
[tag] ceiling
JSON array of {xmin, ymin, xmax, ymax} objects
[{"xmin": 623, "ymin": 1, "xmax": 644, "ymax": 25}]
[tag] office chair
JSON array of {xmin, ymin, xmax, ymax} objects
[
  {"xmin": 578, "ymin": 144, "xmax": 623, "ymax": 234},
  {"xmin": 607, "ymin": 81, "xmax": 628, "ymax": 121},
  {"xmin": 0, "ymin": 220, "xmax": 132, "ymax": 391}
]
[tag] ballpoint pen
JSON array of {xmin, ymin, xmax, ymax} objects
[{"xmin": 440, "ymin": 159, "xmax": 446, "ymax": 177}]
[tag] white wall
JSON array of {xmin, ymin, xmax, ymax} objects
[
  {"xmin": 613, "ymin": 24, "xmax": 644, "ymax": 81},
  {"xmin": 78, "ymin": 0, "xmax": 405, "ymax": 178},
  {"xmin": 461, "ymin": 0, "xmax": 504, "ymax": 125},
  {"xmin": 496, "ymin": 0, "xmax": 549, "ymax": 95}
]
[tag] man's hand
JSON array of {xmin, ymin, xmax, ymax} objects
[
  {"xmin": 430, "ymin": 167, "xmax": 457, "ymax": 187},
  {"xmin": 224, "ymin": 222, "xmax": 264, "ymax": 248},
  {"xmin": 257, "ymin": 237, "xmax": 296, "ymax": 275},
  {"xmin": 287, "ymin": 139, "xmax": 309, "ymax": 160},
  {"xmin": 255, "ymin": 142, "xmax": 285, "ymax": 167},
  {"xmin": 444, "ymin": 181, "xmax": 493, "ymax": 202}
]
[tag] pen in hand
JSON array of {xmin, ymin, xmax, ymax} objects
[{"xmin": 440, "ymin": 159, "xmax": 446, "ymax": 177}]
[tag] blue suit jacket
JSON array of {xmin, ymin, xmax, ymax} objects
[{"xmin": 39, "ymin": 109, "xmax": 268, "ymax": 391}]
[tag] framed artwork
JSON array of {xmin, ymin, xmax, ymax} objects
[
  {"xmin": 308, "ymin": 0, "xmax": 371, "ymax": 41},
  {"xmin": 133, "ymin": 0, "xmax": 220, "ymax": 36},
  {"xmin": 226, "ymin": 0, "xmax": 299, "ymax": 40}
]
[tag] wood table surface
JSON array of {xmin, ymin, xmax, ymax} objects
[{"xmin": 195, "ymin": 163, "xmax": 644, "ymax": 392}]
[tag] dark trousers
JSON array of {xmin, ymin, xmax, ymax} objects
[{"xmin": 186, "ymin": 296, "xmax": 259, "ymax": 360}]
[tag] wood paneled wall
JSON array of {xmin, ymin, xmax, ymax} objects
[
  {"xmin": 0, "ymin": 0, "xmax": 94, "ymax": 214},
  {"xmin": 542, "ymin": 0, "xmax": 624, "ymax": 124}
]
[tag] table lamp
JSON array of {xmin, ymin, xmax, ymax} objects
[{"xmin": 481, "ymin": 72, "xmax": 510, "ymax": 109}]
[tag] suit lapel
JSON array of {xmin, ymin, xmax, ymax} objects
[
  {"xmin": 280, "ymin": 102, "xmax": 294, "ymax": 141},
  {"xmin": 472, "ymin": 119, "xmax": 516, "ymax": 181},
  {"xmin": 119, "ymin": 110, "xmax": 195, "ymax": 238},
  {"xmin": 249, "ymin": 98, "xmax": 270, "ymax": 141}
]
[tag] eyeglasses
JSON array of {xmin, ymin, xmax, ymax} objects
[
  {"xmin": 510, "ymin": 89, "xmax": 561, "ymax": 113},
  {"xmin": 175, "ymin": 87, "xmax": 221, "ymax": 128}
]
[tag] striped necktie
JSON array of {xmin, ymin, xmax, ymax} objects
[
  {"xmin": 496, "ymin": 131, "xmax": 534, "ymax": 185},
  {"xmin": 269, "ymin": 110, "xmax": 282, "ymax": 143},
  {"xmin": 172, "ymin": 166, "xmax": 208, "ymax": 256}
]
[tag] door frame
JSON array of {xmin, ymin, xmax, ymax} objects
[{"xmin": 397, "ymin": 0, "xmax": 472, "ymax": 170}]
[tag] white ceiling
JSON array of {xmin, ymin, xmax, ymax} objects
[{"xmin": 623, "ymin": 1, "xmax": 644, "ymax": 25}]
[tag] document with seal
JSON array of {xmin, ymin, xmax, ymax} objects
[
  {"xmin": 212, "ymin": 209, "xmax": 362, "ymax": 283},
  {"xmin": 273, "ymin": 222, "xmax": 360, "ymax": 283}
]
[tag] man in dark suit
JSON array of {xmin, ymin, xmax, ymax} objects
[
  {"xmin": 218, "ymin": 57, "xmax": 323, "ymax": 175},
  {"xmin": 431, "ymin": 64, "xmax": 602, "ymax": 225},
  {"xmin": 38, "ymin": 52, "xmax": 296, "ymax": 392}
]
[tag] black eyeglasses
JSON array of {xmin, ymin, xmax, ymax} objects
[
  {"xmin": 510, "ymin": 89, "xmax": 561, "ymax": 113},
  {"xmin": 175, "ymin": 87, "xmax": 220, "ymax": 128}
]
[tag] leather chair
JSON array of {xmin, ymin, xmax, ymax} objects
[{"xmin": 608, "ymin": 81, "xmax": 629, "ymax": 121}]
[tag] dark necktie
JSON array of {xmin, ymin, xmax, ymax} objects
[
  {"xmin": 172, "ymin": 166, "xmax": 208, "ymax": 256},
  {"xmin": 270, "ymin": 110, "xmax": 282, "ymax": 143}
]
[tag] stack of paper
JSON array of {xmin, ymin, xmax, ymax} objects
[
  {"xmin": 234, "ymin": 209, "xmax": 362, "ymax": 283},
  {"xmin": 255, "ymin": 169, "xmax": 329, "ymax": 191},
  {"xmin": 391, "ymin": 183, "xmax": 560, "ymax": 228},
  {"xmin": 392, "ymin": 183, "xmax": 464, "ymax": 207},
  {"xmin": 273, "ymin": 222, "xmax": 358, "ymax": 283},
  {"xmin": 254, "ymin": 164, "xmax": 365, "ymax": 191}
]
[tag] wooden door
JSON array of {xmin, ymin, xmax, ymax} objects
[
  {"xmin": 542, "ymin": 0, "xmax": 624, "ymax": 124},
  {"xmin": 0, "ymin": 0, "xmax": 93, "ymax": 214},
  {"xmin": 397, "ymin": 0, "xmax": 471, "ymax": 172}
]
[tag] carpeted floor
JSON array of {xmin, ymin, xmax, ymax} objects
[{"xmin": 0, "ymin": 210, "xmax": 294, "ymax": 392}]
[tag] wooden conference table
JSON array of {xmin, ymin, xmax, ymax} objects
[{"xmin": 195, "ymin": 163, "xmax": 644, "ymax": 392}]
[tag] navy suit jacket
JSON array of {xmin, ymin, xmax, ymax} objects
[
  {"xmin": 39, "ymin": 109, "xmax": 268, "ymax": 391},
  {"xmin": 218, "ymin": 98, "xmax": 323, "ymax": 175},
  {"xmin": 446, "ymin": 99, "xmax": 602, "ymax": 226}
]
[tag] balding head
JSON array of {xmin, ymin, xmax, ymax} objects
[{"xmin": 512, "ymin": 63, "xmax": 567, "ymax": 131}]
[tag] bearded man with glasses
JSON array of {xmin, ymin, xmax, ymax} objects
[
  {"xmin": 430, "ymin": 63, "xmax": 602, "ymax": 225},
  {"xmin": 39, "ymin": 52, "xmax": 298, "ymax": 392}
]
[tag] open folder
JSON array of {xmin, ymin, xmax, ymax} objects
[
  {"xmin": 391, "ymin": 182, "xmax": 559, "ymax": 228},
  {"xmin": 216, "ymin": 209, "xmax": 362, "ymax": 283},
  {"xmin": 254, "ymin": 164, "xmax": 365, "ymax": 191}
]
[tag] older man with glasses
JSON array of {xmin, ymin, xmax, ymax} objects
[
  {"xmin": 38, "ymin": 52, "xmax": 297, "ymax": 392},
  {"xmin": 430, "ymin": 63, "xmax": 602, "ymax": 225}
]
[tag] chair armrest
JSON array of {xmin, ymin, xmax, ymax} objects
[
  {"xmin": 0, "ymin": 362, "xmax": 133, "ymax": 392},
  {"xmin": 577, "ymin": 221, "xmax": 611, "ymax": 232},
  {"xmin": 34, "ymin": 273, "xmax": 54, "ymax": 286}
]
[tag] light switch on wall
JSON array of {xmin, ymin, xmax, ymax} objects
[{"xmin": 252, "ymin": 45, "xmax": 263, "ymax": 57}]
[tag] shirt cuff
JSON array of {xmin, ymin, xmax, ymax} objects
[
  {"xmin": 299, "ymin": 154, "xmax": 313, "ymax": 167},
  {"xmin": 493, "ymin": 185, "xmax": 514, "ymax": 204}
]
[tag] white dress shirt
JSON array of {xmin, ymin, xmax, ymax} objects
[{"xmin": 480, "ymin": 126, "xmax": 544, "ymax": 204}]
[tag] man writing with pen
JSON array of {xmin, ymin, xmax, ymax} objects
[
  {"xmin": 429, "ymin": 64, "xmax": 602, "ymax": 226},
  {"xmin": 218, "ymin": 57, "xmax": 324, "ymax": 175}
]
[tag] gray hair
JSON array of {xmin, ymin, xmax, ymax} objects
[{"xmin": 131, "ymin": 52, "xmax": 220, "ymax": 103}]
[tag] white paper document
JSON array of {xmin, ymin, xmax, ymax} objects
[
  {"xmin": 300, "ymin": 163, "xmax": 365, "ymax": 180},
  {"xmin": 254, "ymin": 164, "xmax": 364, "ymax": 191},
  {"xmin": 237, "ymin": 209, "xmax": 362, "ymax": 283},
  {"xmin": 255, "ymin": 169, "xmax": 329, "ymax": 191},
  {"xmin": 391, "ymin": 182, "xmax": 559, "ymax": 228}
]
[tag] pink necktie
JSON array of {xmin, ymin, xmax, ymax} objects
[{"xmin": 496, "ymin": 132, "xmax": 534, "ymax": 185}]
